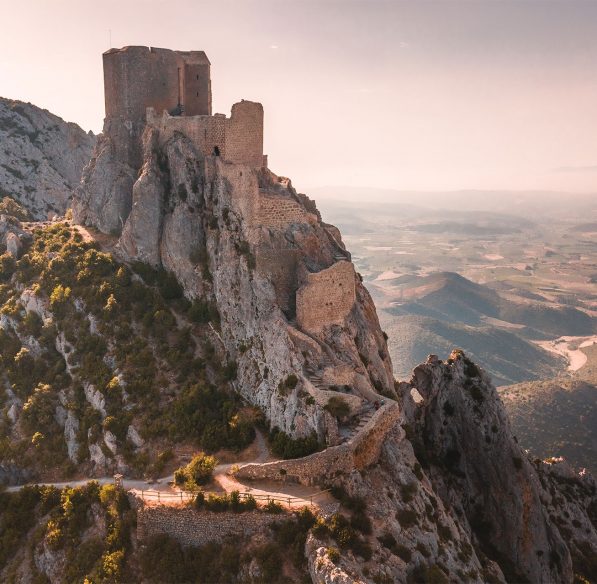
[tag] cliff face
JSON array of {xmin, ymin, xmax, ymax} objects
[
  {"xmin": 405, "ymin": 353, "xmax": 575, "ymax": 582},
  {"xmin": 0, "ymin": 98, "xmax": 95, "ymax": 219},
  {"xmin": 71, "ymin": 111, "xmax": 597, "ymax": 584},
  {"xmin": 304, "ymin": 353, "xmax": 596, "ymax": 583},
  {"xmin": 74, "ymin": 124, "xmax": 395, "ymax": 444}
]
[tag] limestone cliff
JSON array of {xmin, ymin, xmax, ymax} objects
[
  {"xmin": 303, "ymin": 352, "xmax": 596, "ymax": 583},
  {"xmin": 71, "ymin": 94, "xmax": 597, "ymax": 583},
  {"xmin": 0, "ymin": 97, "xmax": 95, "ymax": 218},
  {"xmin": 74, "ymin": 124, "xmax": 395, "ymax": 445}
]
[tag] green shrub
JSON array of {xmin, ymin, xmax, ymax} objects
[
  {"xmin": 0, "ymin": 196, "xmax": 31, "ymax": 221},
  {"xmin": 327, "ymin": 547, "xmax": 340, "ymax": 563},
  {"xmin": 269, "ymin": 428, "xmax": 321, "ymax": 459},
  {"xmin": 284, "ymin": 374, "xmax": 298, "ymax": 389},
  {"xmin": 194, "ymin": 491, "xmax": 258, "ymax": 513},
  {"xmin": 350, "ymin": 510, "xmax": 372, "ymax": 534},
  {"xmin": 396, "ymin": 508, "xmax": 418, "ymax": 528},
  {"xmin": 264, "ymin": 500, "xmax": 284, "ymax": 514},
  {"xmin": 324, "ymin": 396, "xmax": 350, "ymax": 419},
  {"xmin": 0, "ymin": 253, "xmax": 16, "ymax": 282},
  {"xmin": 400, "ymin": 482, "xmax": 418, "ymax": 503},
  {"xmin": 174, "ymin": 453, "xmax": 217, "ymax": 489}
]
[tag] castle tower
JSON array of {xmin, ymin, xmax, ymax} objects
[
  {"xmin": 103, "ymin": 46, "xmax": 211, "ymax": 121},
  {"xmin": 102, "ymin": 46, "xmax": 211, "ymax": 167}
]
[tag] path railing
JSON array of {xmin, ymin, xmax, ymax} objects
[{"xmin": 135, "ymin": 488, "xmax": 330, "ymax": 508}]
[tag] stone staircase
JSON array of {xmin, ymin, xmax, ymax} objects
[
  {"xmin": 305, "ymin": 355, "xmax": 334, "ymax": 390},
  {"xmin": 339, "ymin": 404, "xmax": 377, "ymax": 444}
]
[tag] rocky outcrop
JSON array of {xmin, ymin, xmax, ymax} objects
[
  {"xmin": 72, "ymin": 132, "xmax": 136, "ymax": 234},
  {"xmin": 407, "ymin": 352, "xmax": 569, "ymax": 582},
  {"xmin": 391, "ymin": 351, "xmax": 596, "ymax": 583},
  {"xmin": 74, "ymin": 123, "xmax": 395, "ymax": 445},
  {"xmin": 0, "ymin": 97, "xmax": 95, "ymax": 219},
  {"xmin": 70, "ymin": 94, "xmax": 597, "ymax": 584}
]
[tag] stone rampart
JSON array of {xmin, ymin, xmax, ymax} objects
[
  {"xmin": 146, "ymin": 101, "xmax": 263, "ymax": 168},
  {"xmin": 257, "ymin": 193, "xmax": 312, "ymax": 229},
  {"xmin": 137, "ymin": 505, "xmax": 281, "ymax": 547},
  {"xmin": 236, "ymin": 402, "xmax": 400, "ymax": 486},
  {"xmin": 296, "ymin": 261, "xmax": 356, "ymax": 334}
]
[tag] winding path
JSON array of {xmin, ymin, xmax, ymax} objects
[{"xmin": 5, "ymin": 431, "xmax": 335, "ymax": 510}]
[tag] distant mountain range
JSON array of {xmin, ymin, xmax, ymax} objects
[
  {"xmin": 385, "ymin": 272, "xmax": 595, "ymax": 337},
  {"xmin": 312, "ymin": 186, "xmax": 597, "ymax": 220},
  {"xmin": 376, "ymin": 272, "xmax": 595, "ymax": 385}
]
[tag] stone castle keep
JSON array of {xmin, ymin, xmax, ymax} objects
[{"xmin": 102, "ymin": 46, "xmax": 265, "ymax": 168}]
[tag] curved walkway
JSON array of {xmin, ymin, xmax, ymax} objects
[{"xmin": 4, "ymin": 430, "xmax": 336, "ymax": 510}]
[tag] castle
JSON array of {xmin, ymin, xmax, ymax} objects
[
  {"xmin": 102, "ymin": 46, "xmax": 265, "ymax": 169},
  {"xmin": 83, "ymin": 46, "xmax": 360, "ymax": 341}
]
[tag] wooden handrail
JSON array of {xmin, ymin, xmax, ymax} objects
[{"xmin": 135, "ymin": 488, "xmax": 318, "ymax": 507}]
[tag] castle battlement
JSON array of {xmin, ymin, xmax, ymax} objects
[{"xmin": 102, "ymin": 46, "xmax": 264, "ymax": 169}]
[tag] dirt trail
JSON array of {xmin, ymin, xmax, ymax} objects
[{"xmin": 6, "ymin": 430, "xmax": 334, "ymax": 510}]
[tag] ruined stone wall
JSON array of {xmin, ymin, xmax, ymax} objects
[
  {"xmin": 147, "ymin": 109, "xmax": 227, "ymax": 158},
  {"xmin": 137, "ymin": 505, "xmax": 281, "ymax": 547},
  {"xmin": 236, "ymin": 402, "xmax": 400, "ymax": 486},
  {"xmin": 146, "ymin": 102, "xmax": 264, "ymax": 169},
  {"xmin": 257, "ymin": 193, "xmax": 311, "ymax": 229},
  {"xmin": 296, "ymin": 261, "xmax": 356, "ymax": 334}
]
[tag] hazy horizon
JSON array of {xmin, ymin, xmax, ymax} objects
[{"xmin": 2, "ymin": 0, "xmax": 597, "ymax": 195}]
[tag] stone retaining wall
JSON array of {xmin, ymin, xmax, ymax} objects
[
  {"xmin": 137, "ymin": 504, "xmax": 281, "ymax": 547},
  {"xmin": 236, "ymin": 401, "xmax": 400, "ymax": 486}
]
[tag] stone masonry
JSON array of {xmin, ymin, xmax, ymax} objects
[
  {"xmin": 136, "ymin": 505, "xmax": 282, "ymax": 547},
  {"xmin": 236, "ymin": 401, "xmax": 401, "ymax": 486},
  {"xmin": 146, "ymin": 100, "xmax": 264, "ymax": 168},
  {"xmin": 101, "ymin": 46, "xmax": 263, "ymax": 169},
  {"xmin": 296, "ymin": 261, "xmax": 357, "ymax": 334}
]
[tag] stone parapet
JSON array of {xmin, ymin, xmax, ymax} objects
[{"xmin": 236, "ymin": 401, "xmax": 400, "ymax": 486}]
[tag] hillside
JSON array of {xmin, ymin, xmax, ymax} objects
[
  {"xmin": 385, "ymin": 272, "xmax": 595, "ymax": 337},
  {"xmin": 0, "ymin": 219, "xmax": 256, "ymax": 484},
  {"xmin": 376, "ymin": 271, "xmax": 592, "ymax": 384},
  {"xmin": 0, "ymin": 97, "xmax": 95, "ymax": 219},
  {"xmin": 500, "ymin": 344, "xmax": 597, "ymax": 474},
  {"xmin": 380, "ymin": 314, "xmax": 564, "ymax": 385}
]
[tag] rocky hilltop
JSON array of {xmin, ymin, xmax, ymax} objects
[
  {"xmin": 67, "ymin": 63, "xmax": 597, "ymax": 581},
  {"xmin": 0, "ymin": 97, "xmax": 95, "ymax": 219},
  {"xmin": 74, "ymin": 120, "xmax": 395, "ymax": 449},
  {"xmin": 0, "ymin": 47, "xmax": 595, "ymax": 582}
]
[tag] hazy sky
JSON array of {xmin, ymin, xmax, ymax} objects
[{"xmin": 2, "ymin": 0, "xmax": 597, "ymax": 194}]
